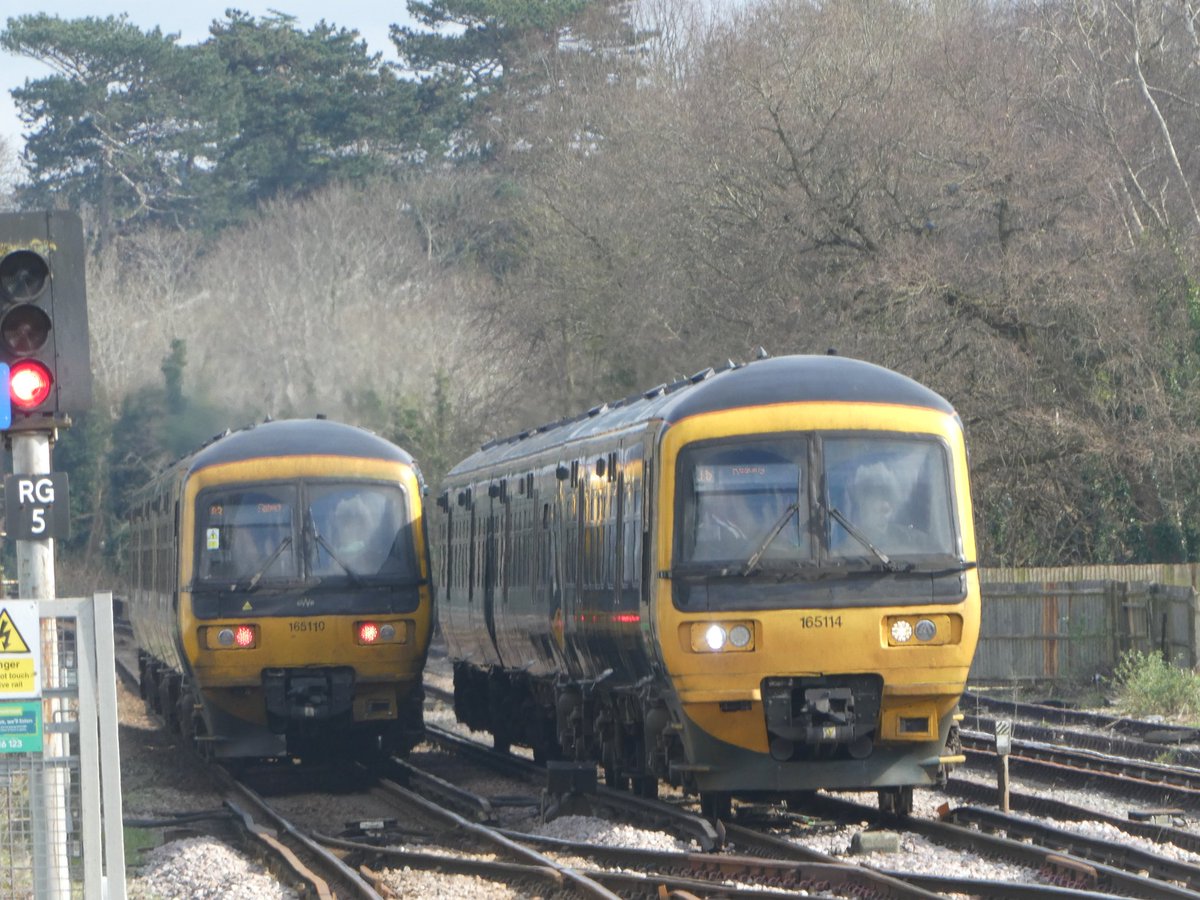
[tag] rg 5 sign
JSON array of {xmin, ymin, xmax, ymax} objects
[{"xmin": 4, "ymin": 473, "xmax": 70, "ymax": 540}]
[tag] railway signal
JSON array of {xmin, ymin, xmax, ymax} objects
[{"xmin": 0, "ymin": 211, "xmax": 92, "ymax": 430}]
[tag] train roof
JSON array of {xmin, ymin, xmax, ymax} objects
[
  {"xmin": 449, "ymin": 354, "xmax": 955, "ymax": 476},
  {"xmin": 185, "ymin": 418, "xmax": 415, "ymax": 474}
]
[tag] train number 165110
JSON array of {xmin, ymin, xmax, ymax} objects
[
  {"xmin": 288, "ymin": 620, "xmax": 326, "ymax": 633},
  {"xmin": 799, "ymin": 615, "xmax": 842, "ymax": 629}
]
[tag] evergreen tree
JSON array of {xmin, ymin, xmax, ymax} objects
[
  {"xmin": 3, "ymin": 14, "xmax": 227, "ymax": 244},
  {"xmin": 392, "ymin": 0, "xmax": 637, "ymax": 158},
  {"xmin": 207, "ymin": 11, "xmax": 424, "ymax": 224}
]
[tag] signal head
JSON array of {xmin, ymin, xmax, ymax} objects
[{"xmin": 0, "ymin": 211, "xmax": 92, "ymax": 428}]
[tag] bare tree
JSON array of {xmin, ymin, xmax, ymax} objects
[
  {"xmin": 476, "ymin": 0, "xmax": 1200, "ymax": 564},
  {"xmin": 184, "ymin": 181, "xmax": 507, "ymax": 457},
  {"xmin": 86, "ymin": 224, "xmax": 204, "ymax": 416},
  {"xmin": 0, "ymin": 134, "xmax": 20, "ymax": 209}
]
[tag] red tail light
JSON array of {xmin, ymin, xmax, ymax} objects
[
  {"xmin": 234, "ymin": 625, "xmax": 256, "ymax": 647},
  {"xmin": 358, "ymin": 622, "xmax": 380, "ymax": 644}
]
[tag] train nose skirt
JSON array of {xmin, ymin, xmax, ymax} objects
[
  {"xmin": 762, "ymin": 674, "xmax": 883, "ymax": 761},
  {"xmin": 263, "ymin": 666, "xmax": 355, "ymax": 732}
]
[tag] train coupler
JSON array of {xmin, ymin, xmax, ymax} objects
[{"xmin": 263, "ymin": 666, "xmax": 355, "ymax": 732}]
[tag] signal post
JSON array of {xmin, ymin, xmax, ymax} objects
[{"xmin": 0, "ymin": 211, "xmax": 120, "ymax": 899}]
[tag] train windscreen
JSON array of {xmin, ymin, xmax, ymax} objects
[
  {"xmin": 677, "ymin": 434, "xmax": 956, "ymax": 569},
  {"xmin": 196, "ymin": 482, "xmax": 416, "ymax": 585}
]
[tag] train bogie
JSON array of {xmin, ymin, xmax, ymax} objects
[
  {"xmin": 434, "ymin": 354, "xmax": 979, "ymax": 811},
  {"xmin": 127, "ymin": 419, "xmax": 434, "ymax": 761}
]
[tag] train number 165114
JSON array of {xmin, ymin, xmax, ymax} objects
[{"xmin": 799, "ymin": 615, "xmax": 842, "ymax": 629}]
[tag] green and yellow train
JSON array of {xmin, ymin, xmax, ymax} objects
[
  {"xmin": 433, "ymin": 353, "xmax": 979, "ymax": 816},
  {"xmin": 127, "ymin": 418, "xmax": 433, "ymax": 760}
]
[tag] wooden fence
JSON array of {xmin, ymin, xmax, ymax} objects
[{"xmin": 972, "ymin": 576, "xmax": 1196, "ymax": 685}]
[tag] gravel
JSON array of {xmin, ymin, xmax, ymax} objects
[
  {"xmin": 126, "ymin": 837, "xmax": 298, "ymax": 900},
  {"xmin": 118, "ymin": 661, "xmax": 1200, "ymax": 898}
]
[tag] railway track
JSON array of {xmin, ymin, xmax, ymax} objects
[
  {"xmin": 422, "ymin": 681, "xmax": 1199, "ymax": 898},
  {"xmin": 790, "ymin": 792, "xmax": 1200, "ymax": 899},
  {"xmin": 963, "ymin": 691, "xmax": 1200, "ymax": 746},
  {"xmin": 119, "ymin": 635, "xmax": 1200, "ymax": 897},
  {"xmin": 960, "ymin": 729, "xmax": 1200, "ymax": 807}
]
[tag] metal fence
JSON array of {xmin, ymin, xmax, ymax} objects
[
  {"xmin": 973, "ymin": 569, "xmax": 1198, "ymax": 686},
  {"xmin": 0, "ymin": 594, "xmax": 126, "ymax": 899}
]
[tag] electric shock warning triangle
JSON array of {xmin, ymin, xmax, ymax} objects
[{"xmin": 0, "ymin": 609, "xmax": 32, "ymax": 654}]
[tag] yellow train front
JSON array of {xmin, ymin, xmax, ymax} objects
[
  {"xmin": 128, "ymin": 418, "xmax": 434, "ymax": 760},
  {"xmin": 435, "ymin": 354, "xmax": 979, "ymax": 815}
]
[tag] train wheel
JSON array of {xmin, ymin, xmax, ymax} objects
[
  {"xmin": 878, "ymin": 786, "xmax": 913, "ymax": 816},
  {"xmin": 700, "ymin": 791, "xmax": 731, "ymax": 822}
]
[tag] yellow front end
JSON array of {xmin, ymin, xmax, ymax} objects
[
  {"xmin": 176, "ymin": 456, "xmax": 434, "ymax": 739},
  {"xmin": 654, "ymin": 402, "xmax": 979, "ymax": 792},
  {"xmin": 186, "ymin": 612, "xmax": 428, "ymax": 728}
]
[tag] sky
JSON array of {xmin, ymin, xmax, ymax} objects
[{"xmin": 0, "ymin": 2, "xmax": 419, "ymax": 157}]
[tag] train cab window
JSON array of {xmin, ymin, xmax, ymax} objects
[
  {"xmin": 307, "ymin": 484, "xmax": 416, "ymax": 581},
  {"xmin": 197, "ymin": 487, "xmax": 297, "ymax": 582},
  {"xmin": 679, "ymin": 445, "xmax": 810, "ymax": 566},
  {"xmin": 824, "ymin": 437, "xmax": 954, "ymax": 560}
]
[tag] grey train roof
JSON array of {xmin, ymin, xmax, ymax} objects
[
  {"xmin": 448, "ymin": 355, "xmax": 955, "ymax": 477},
  {"xmin": 187, "ymin": 418, "xmax": 414, "ymax": 474}
]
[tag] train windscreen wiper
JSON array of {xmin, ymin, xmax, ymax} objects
[
  {"xmin": 826, "ymin": 506, "xmax": 908, "ymax": 573},
  {"xmin": 741, "ymin": 502, "xmax": 800, "ymax": 577},
  {"xmin": 305, "ymin": 508, "xmax": 367, "ymax": 588},
  {"xmin": 245, "ymin": 536, "xmax": 294, "ymax": 592}
]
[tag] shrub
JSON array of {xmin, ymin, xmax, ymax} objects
[{"xmin": 1111, "ymin": 650, "xmax": 1200, "ymax": 719}]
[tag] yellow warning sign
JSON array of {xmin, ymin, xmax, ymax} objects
[
  {"xmin": 0, "ymin": 603, "xmax": 39, "ymax": 698},
  {"xmin": 0, "ymin": 659, "xmax": 35, "ymax": 696},
  {"xmin": 0, "ymin": 609, "xmax": 31, "ymax": 654}
]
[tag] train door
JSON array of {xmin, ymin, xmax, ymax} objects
[
  {"xmin": 557, "ymin": 460, "xmax": 588, "ymax": 679},
  {"xmin": 482, "ymin": 486, "xmax": 503, "ymax": 667},
  {"xmin": 615, "ymin": 441, "xmax": 649, "ymax": 679},
  {"xmin": 492, "ymin": 477, "xmax": 525, "ymax": 668},
  {"xmin": 539, "ymin": 474, "xmax": 572, "ymax": 675},
  {"xmin": 438, "ymin": 498, "xmax": 460, "ymax": 658}
]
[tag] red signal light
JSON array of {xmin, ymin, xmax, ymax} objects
[
  {"xmin": 10, "ymin": 359, "xmax": 52, "ymax": 410},
  {"xmin": 234, "ymin": 625, "xmax": 256, "ymax": 648},
  {"xmin": 358, "ymin": 622, "xmax": 380, "ymax": 644}
]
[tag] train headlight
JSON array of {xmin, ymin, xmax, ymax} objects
[
  {"xmin": 704, "ymin": 624, "xmax": 726, "ymax": 651},
  {"xmin": 688, "ymin": 621, "xmax": 755, "ymax": 653},
  {"xmin": 886, "ymin": 614, "xmax": 954, "ymax": 646},
  {"xmin": 728, "ymin": 624, "xmax": 753, "ymax": 648}
]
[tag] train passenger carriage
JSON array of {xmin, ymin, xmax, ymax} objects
[
  {"xmin": 433, "ymin": 353, "xmax": 979, "ymax": 816},
  {"xmin": 128, "ymin": 418, "xmax": 433, "ymax": 760}
]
